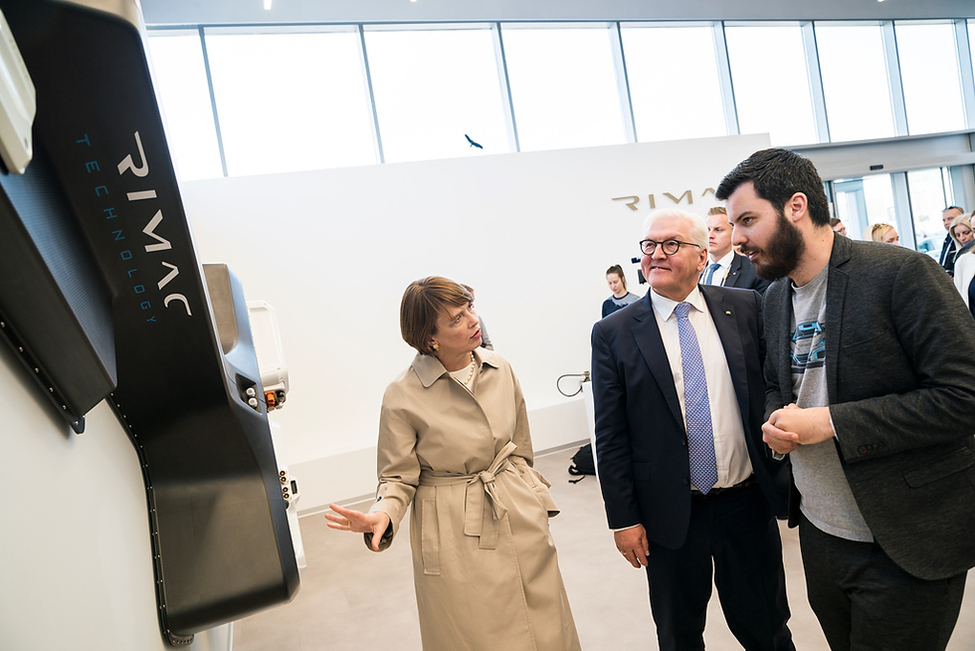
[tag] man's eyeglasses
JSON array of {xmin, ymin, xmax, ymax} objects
[{"xmin": 639, "ymin": 239, "xmax": 702, "ymax": 256}]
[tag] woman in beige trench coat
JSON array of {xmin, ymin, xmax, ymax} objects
[{"xmin": 327, "ymin": 277, "xmax": 580, "ymax": 651}]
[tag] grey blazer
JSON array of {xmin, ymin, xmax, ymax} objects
[{"xmin": 764, "ymin": 235, "xmax": 975, "ymax": 580}]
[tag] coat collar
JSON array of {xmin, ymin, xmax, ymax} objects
[
  {"xmin": 700, "ymin": 285, "xmax": 752, "ymax": 426},
  {"xmin": 824, "ymin": 233, "xmax": 853, "ymax": 399},
  {"xmin": 631, "ymin": 286, "xmax": 744, "ymax": 429},
  {"xmin": 728, "ymin": 251, "xmax": 746, "ymax": 276},
  {"xmin": 410, "ymin": 347, "xmax": 500, "ymax": 388},
  {"xmin": 630, "ymin": 294, "xmax": 684, "ymax": 428}
]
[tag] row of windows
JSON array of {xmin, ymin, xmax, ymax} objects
[{"xmin": 145, "ymin": 19, "xmax": 975, "ymax": 181}]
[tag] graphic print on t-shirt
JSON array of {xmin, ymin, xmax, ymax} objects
[{"xmin": 791, "ymin": 320, "xmax": 825, "ymax": 374}]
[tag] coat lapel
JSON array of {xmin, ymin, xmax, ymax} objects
[
  {"xmin": 824, "ymin": 236, "xmax": 851, "ymax": 401},
  {"xmin": 701, "ymin": 286, "xmax": 750, "ymax": 425},
  {"xmin": 631, "ymin": 296, "xmax": 684, "ymax": 429},
  {"xmin": 766, "ymin": 280, "xmax": 795, "ymax": 404},
  {"xmin": 725, "ymin": 253, "xmax": 743, "ymax": 286}
]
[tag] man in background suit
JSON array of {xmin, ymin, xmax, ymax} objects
[
  {"xmin": 703, "ymin": 206, "xmax": 770, "ymax": 293},
  {"xmin": 940, "ymin": 205, "xmax": 964, "ymax": 276},
  {"xmin": 717, "ymin": 148, "xmax": 975, "ymax": 651},
  {"xmin": 591, "ymin": 208, "xmax": 794, "ymax": 651}
]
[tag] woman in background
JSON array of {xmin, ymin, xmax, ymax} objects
[
  {"xmin": 869, "ymin": 223, "xmax": 899, "ymax": 245},
  {"xmin": 953, "ymin": 212, "xmax": 975, "ymax": 317},
  {"xmin": 602, "ymin": 264, "xmax": 640, "ymax": 317},
  {"xmin": 326, "ymin": 277, "xmax": 580, "ymax": 651},
  {"xmin": 949, "ymin": 212, "xmax": 973, "ymax": 251}
]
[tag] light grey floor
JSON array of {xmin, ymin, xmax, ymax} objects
[{"xmin": 233, "ymin": 446, "xmax": 975, "ymax": 650}]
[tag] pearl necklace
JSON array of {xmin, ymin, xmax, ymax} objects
[{"xmin": 463, "ymin": 352, "xmax": 477, "ymax": 386}]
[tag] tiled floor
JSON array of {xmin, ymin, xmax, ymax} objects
[{"xmin": 233, "ymin": 446, "xmax": 975, "ymax": 650}]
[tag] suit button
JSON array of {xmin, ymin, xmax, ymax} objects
[
  {"xmin": 858, "ymin": 446, "xmax": 868, "ymax": 455},
  {"xmin": 683, "ymin": 477, "xmax": 690, "ymax": 486},
  {"xmin": 680, "ymin": 438, "xmax": 687, "ymax": 446}
]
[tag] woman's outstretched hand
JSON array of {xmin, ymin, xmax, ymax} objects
[{"xmin": 326, "ymin": 503, "xmax": 392, "ymax": 551}]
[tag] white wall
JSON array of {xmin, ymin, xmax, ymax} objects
[
  {"xmin": 0, "ymin": 344, "xmax": 237, "ymax": 650},
  {"xmin": 0, "ymin": 345, "xmax": 177, "ymax": 650},
  {"xmin": 180, "ymin": 134, "xmax": 770, "ymax": 511}
]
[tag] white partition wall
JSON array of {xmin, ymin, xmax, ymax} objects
[
  {"xmin": 180, "ymin": 133, "xmax": 770, "ymax": 511},
  {"xmin": 0, "ymin": 346, "xmax": 176, "ymax": 651}
]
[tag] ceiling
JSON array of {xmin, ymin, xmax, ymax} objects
[{"xmin": 140, "ymin": 0, "xmax": 975, "ymax": 27}]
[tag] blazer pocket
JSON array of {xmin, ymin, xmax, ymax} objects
[
  {"xmin": 420, "ymin": 498, "xmax": 441, "ymax": 575},
  {"xmin": 840, "ymin": 327, "xmax": 895, "ymax": 349},
  {"xmin": 903, "ymin": 448, "xmax": 975, "ymax": 488}
]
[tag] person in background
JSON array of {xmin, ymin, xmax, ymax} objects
[
  {"xmin": 602, "ymin": 264, "xmax": 641, "ymax": 317},
  {"xmin": 461, "ymin": 284, "xmax": 493, "ymax": 349},
  {"xmin": 704, "ymin": 206, "xmax": 770, "ymax": 293},
  {"xmin": 954, "ymin": 246, "xmax": 975, "ymax": 317},
  {"xmin": 592, "ymin": 208, "xmax": 794, "ymax": 651},
  {"xmin": 949, "ymin": 212, "xmax": 973, "ymax": 252},
  {"xmin": 326, "ymin": 277, "xmax": 579, "ymax": 650},
  {"xmin": 940, "ymin": 206, "xmax": 965, "ymax": 276},
  {"xmin": 718, "ymin": 147, "xmax": 975, "ymax": 651},
  {"xmin": 829, "ymin": 218, "xmax": 847, "ymax": 236},
  {"xmin": 869, "ymin": 223, "xmax": 899, "ymax": 245},
  {"xmin": 952, "ymin": 212, "xmax": 975, "ymax": 316}
]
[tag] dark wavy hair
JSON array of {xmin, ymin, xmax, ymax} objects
[{"xmin": 716, "ymin": 148, "xmax": 831, "ymax": 227}]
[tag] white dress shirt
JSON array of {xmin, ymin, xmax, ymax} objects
[
  {"xmin": 650, "ymin": 286, "xmax": 754, "ymax": 489},
  {"xmin": 705, "ymin": 250, "xmax": 735, "ymax": 285}
]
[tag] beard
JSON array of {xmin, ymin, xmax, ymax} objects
[{"xmin": 741, "ymin": 210, "xmax": 805, "ymax": 281}]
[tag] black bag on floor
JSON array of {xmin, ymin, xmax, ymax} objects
[{"xmin": 568, "ymin": 443, "xmax": 595, "ymax": 483}]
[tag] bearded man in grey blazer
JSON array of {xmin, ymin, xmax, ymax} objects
[{"xmin": 716, "ymin": 148, "xmax": 975, "ymax": 651}]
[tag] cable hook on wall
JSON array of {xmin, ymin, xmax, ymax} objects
[{"xmin": 556, "ymin": 371, "xmax": 590, "ymax": 397}]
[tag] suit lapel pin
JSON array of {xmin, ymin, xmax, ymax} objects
[{"xmin": 725, "ymin": 311, "xmax": 731, "ymax": 315}]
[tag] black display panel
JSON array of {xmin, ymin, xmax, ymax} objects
[{"xmin": 0, "ymin": 146, "xmax": 116, "ymax": 432}]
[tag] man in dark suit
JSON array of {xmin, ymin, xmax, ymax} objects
[
  {"xmin": 717, "ymin": 148, "xmax": 975, "ymax": 651},
  {"xmin": 703, "ymin": 206, "xmax": 770, "ymax": 293},
  {"xmin": 591, "ymin": 208, "xmax": 794, "ymax": 651},
  {"xmin": 940, "ymin": 205, "xmax": 964, "ymax": 275}
]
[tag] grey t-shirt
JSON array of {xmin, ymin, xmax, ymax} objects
[{"xmin": 789, "ymin": 264, "xmax": 873, "ymax": 542}]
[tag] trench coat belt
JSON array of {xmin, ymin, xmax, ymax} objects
[{"xmin": 417, "ymin": 440, "xmax": 517, "ymax": 550}]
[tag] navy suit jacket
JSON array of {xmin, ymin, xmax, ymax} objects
[
  {"xmin": 591, "ymin": 285, "xmax": 788, "ymax": 550},
  {"xmin": 764, "ymin": 236, "xmax": 975, "ymax": 580},
  {"xmin": 724, "ymin": 252, "xmax": 770, "ymax": 294}
]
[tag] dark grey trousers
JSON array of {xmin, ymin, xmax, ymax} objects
[{"xmin": 799, "ymin": 513, "xmax": 966, "ymax": 651}]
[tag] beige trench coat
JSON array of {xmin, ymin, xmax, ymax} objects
[{"xmin": 367, "ymin": 349, "xmax": 580, "ymax": 651}]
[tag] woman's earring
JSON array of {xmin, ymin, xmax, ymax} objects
[{"xmin": 431, "ymin": 342, "xmax": 439, "ymax": 352}]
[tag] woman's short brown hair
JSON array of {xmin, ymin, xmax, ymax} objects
[{"xmin": 400, "ymin": 276, "xmax": 473, "ymax": 355}]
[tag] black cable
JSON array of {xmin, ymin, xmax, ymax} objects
[{"xmin": 556, "ymin": 371, "xmax": 590, "ymax": 397}]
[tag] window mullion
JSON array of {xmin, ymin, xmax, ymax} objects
[
  {"xmin": 713, "ymin": 22, "xmax": 739, "ymax": 136},
  {"xmin": 803, "ymin": 21, "xmax": 830, "ymax": 144},
  {"xmin": 882, "ymin": 21, "xmax": 909, "ymax": 136}
]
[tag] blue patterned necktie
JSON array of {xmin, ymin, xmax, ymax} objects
[
  {"xmin": 705, "ymin": 262, "xmax": 721, "ymax": 285},
  {"xmin": 674, "ymin": 302, "xmax": 718, "ymax": 493}
]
